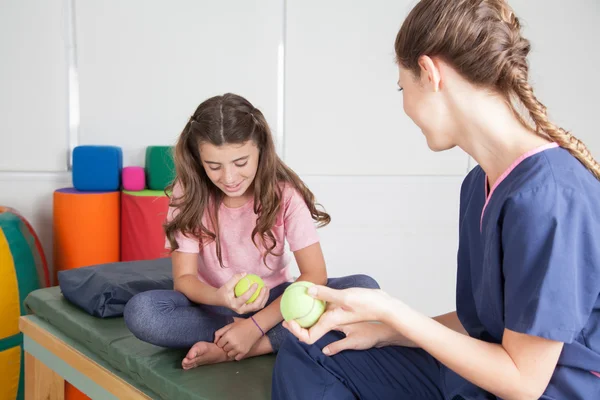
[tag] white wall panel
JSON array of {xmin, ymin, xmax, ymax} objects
[
  {"xmin": 511, "ymin": 0, "xmax": 600, "ymax": 157},
  {"xmin": 285, "ymin": 0, "xmax": 469, "ymax": 176},
  {"xmin": 76, "ymin": 0, "xmax": 282, "ymax": 167},
  {"xmin": 0, "ymin": 1, "xmax": 68, "ymax": 172}
]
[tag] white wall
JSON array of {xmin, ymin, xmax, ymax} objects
[
  {"xmin": 0, "ymin": 1, "xmax": 68, "ymax": 171},
  {"xmin": 284, "ymin": 0, "xmax": 468, "ymax": 176},
  {"xmin": 75, "ymin": 0, "xmax": 283, "ymax": 167},
  {"xmin": 0, "ymin": 0, "xmax": 598, "ymax": 316}
]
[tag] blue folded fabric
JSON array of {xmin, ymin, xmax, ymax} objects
[{"xmin": 58, "ymin": 258, "xmax": 173, "ymax": 318}]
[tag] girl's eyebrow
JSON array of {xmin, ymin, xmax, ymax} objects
[{"xmin": 204, "ymin": 155, "xmax": 249, "ymax": 164}]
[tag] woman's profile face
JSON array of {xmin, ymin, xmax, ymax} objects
[{"xmin": 398, "ymin": 64, "xmax": 456, "ymax": 152}]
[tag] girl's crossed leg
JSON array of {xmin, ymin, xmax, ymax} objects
[{"xmin": 124, "ymin": 274, "xmax": 379, "ymax": 369}]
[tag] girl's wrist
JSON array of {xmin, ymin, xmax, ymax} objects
[
  {"xmin": 250, "ymin": 316, "xmax": 265, "ymax": 337},
  {"xmin": 212, "ymin": 287, "xmax": 226, "ymax": 308}
]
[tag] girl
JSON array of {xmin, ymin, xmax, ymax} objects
[
  {"xmin": 274, "ymin": 1, "xmax": 600, "ymax": 399},
  {"xmin": 124, "ymin": 93, "xmax": 378, "ymax": 370}
]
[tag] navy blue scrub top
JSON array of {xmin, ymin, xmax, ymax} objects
[{"xmin": 448, "ymin": 143, "xmax": 600, "ymax": 399}]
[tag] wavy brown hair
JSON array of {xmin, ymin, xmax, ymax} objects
[
  {"xmin": 395, "ymin": 0, "xmax": 600, "ymax": 179},
  {"xmin": 165, "ymin": 93, "xmax": 330, "ymax": 268}
]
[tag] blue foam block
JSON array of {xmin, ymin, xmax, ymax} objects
[{"xmin": 72, "ymin": 145, "xmax": 123, "ymax": 191}]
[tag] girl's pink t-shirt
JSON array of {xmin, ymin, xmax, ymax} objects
[{"xmin": 165, "ymin": 184, "xmax": 320, "ymax": 289}]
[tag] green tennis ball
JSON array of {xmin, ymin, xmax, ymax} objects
[
  {"xmin": 280, "ymin": 281, "xmax": 326, "ymax": 328},
  {"xmin": 234, "ymin": 274, "xmax": 265, "ymax": 304}
]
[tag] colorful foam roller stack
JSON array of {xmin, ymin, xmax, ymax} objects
[
  {"xmin": 72, "ymin": 145, "xmax": 123, "ymax": 191},
  {"xmin": 145, "ymin": 146, "xmax": 175, "ymax": 190},
  {"xmin": 122, "ymin": 166, "xmax": 146, "ymax": 191},
  {"xmin": 0, "ymin": 206, "xmax": 48, "ymax": 400}
]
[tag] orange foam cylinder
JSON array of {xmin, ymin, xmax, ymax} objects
[
  {"xmin": 53, "ymin": 188, "xmax": 120, "ymax": 277},
  {"xmin": 65, "ymin": 383, "xmax": 90, "ymax": 400},
  {"xmin": 53, "ymin": 188, "xmax": 120, "ymax": 400}
]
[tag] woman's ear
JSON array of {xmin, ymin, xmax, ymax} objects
[{"xmin": 417, "ymin": 55, "xmax": 441, "ymax": 93}]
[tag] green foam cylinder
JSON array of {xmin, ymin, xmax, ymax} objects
[{"xmin": 145, "ymin": 146, "xmax": 175, "ymax": 191}]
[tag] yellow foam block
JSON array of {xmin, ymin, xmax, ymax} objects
[
  {"xmin": 0, "ymin": 230, "xmax": 20, "ymax": 339},
  {"xmin": 0, "ymin": 346, "xmax": 21, "ymax": 400}
]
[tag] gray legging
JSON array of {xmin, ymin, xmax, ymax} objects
[{"xmin": 124, "ymin": 274, "xmax": 379, "ymax": 351}]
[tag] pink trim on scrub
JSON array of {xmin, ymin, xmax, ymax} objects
[{"xmin": 480, "ymin": 142, "xmax": 559, "ymax": 231}]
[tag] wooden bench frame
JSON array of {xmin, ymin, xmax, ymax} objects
[{"xmin": 20, "ymin": 315, "xmax": 152, "ymax": 400}]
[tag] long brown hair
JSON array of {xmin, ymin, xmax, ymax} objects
[
  {"xmin": 395, "ymin": 0, "xmax": 600, "ymax": 179},
  {"xmin": 165, "ymin": 93, "xmax": 330, "ymax": 268}
]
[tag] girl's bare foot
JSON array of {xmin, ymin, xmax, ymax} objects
[
  {"xmin": 181, "ymin": 330, "xmax": 274, "ymax": 370},
  {"xmin": 181, "ymin": 341, "xmax": 228, "ymax": 370}
]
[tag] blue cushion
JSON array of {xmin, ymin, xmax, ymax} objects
[
  {"xmin": 57, "ymin": 258, "xmax": 173, "ymax": 318},
  {"xmin": 72, "ymin": 145, "xmax": 123, "ymax": 191}
]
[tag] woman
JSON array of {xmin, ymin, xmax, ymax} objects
[{"xmin": 272, "ymin": 0, "xmax": 600, "ymax": 399}]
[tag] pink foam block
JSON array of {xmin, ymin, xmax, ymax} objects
[{"xmin": 122, "ymin": 166, "xmax": 146, "ymax": 191}]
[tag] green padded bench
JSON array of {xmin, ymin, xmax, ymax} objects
[{"xmin": 21, "ymin": 286, "xmax": 275, "ymax": 399}]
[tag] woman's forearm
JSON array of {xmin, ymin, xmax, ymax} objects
[
  {"xmin": 433, "ymin": 311, "xmax": 468, "ymax": 335},
  {"xmin": 379, "ymin": 311, "xmax": 466, "ymax": 348},
  {"xmin": 382, "ymin": 300, "xmax": 544, "ymax": 400}
]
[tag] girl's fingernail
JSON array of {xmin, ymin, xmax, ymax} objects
[{"xmin": 323, "ymin": 347, "xmax": 330, "ymax": 355}]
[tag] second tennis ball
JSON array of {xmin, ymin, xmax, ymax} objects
[{"xmin": 280, "ymin": 281, "xmax": 326, "ymax": 328}]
